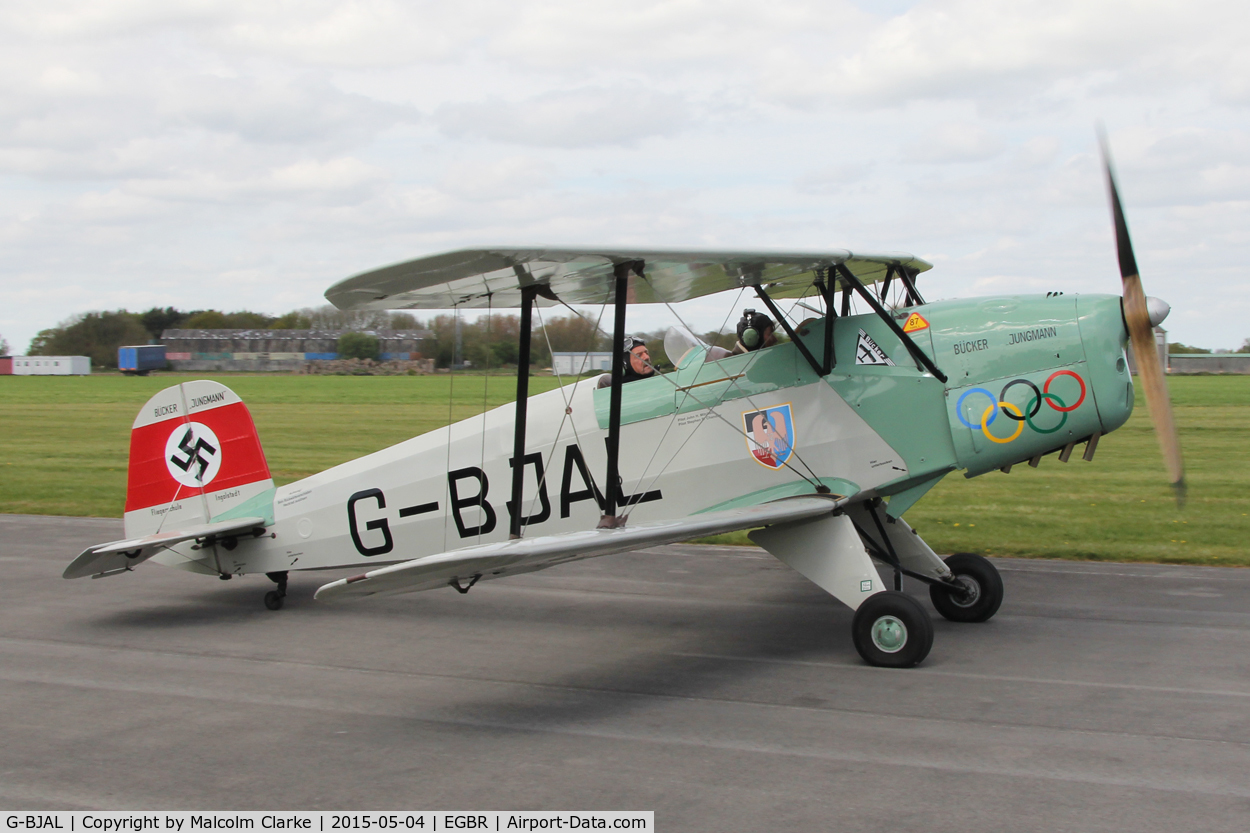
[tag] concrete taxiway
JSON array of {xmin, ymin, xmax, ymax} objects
[{"xmin": 1, "ymin": 513, "xmax": 1248, "ymax": 830}]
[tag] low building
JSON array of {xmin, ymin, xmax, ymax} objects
[
  {"xmin": 551, "ymin": 351, "xmax": 614, "ymax": 376},
  {"xmin": 8, "ymin": 356, "xmax": 91, "ymax": 375},
  {"xmin": 1168, "ymin": 354, "xmax": 1250, "ymax": 374},
  {"xmin": 161, "ymin": 329, "xmax": 431, "ymax": 372}
]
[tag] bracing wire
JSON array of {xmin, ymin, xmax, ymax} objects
[
  {"xmin": 553, "ymin": 282, "xmax": 825, "ymax": 519},
  {"xmin": 620, "ymin": 288, "xmax": 745, "ymax": 518},
  {"xmin": 637, "ymin": 278, "xmax": 826, "ymax": 488},
  {"xmin": 518, "ymin": 288, "xmax": 613, "ymax": 537}
]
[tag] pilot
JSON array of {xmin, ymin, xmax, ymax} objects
[
  {"xmin": 596, "ymin": 336, "xmax": 656, "ymax": 388},
  {"xmin": 733, "ymin": 309, "xmax": 777, "ymax": 354}
]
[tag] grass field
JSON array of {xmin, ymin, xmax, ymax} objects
[{"xmin": 1, "ymin": 373, "xmax": 1246, "ymax": 566}]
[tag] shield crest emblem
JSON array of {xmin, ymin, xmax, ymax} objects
[{"xmin": 742, "ymin": 403, "xmax": 795, "ymax": 470}]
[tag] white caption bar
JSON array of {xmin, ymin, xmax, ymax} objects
[{"xmin": 3, "ymin": 813, "xmax": 654, "ymax": 833}]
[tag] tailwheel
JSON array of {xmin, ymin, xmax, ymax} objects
[
  {"xmin": 929, "ymin": 553, "xmax": 1003, "ymax": 623},
  {"xmin": 851, "ymin": 591, "xmax": 934, "ymax": 668},
  {"xmin": 264, "ymin": 571, "xmax": 288, "ymax": 611}
]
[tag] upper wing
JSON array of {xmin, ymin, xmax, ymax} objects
[
  {"xmin": 315, "ymin": 495, "xmax": 846, "ymax": 601},
  {"xmin": 63, "ymin": 516, "xmax": 268, "ymax": 579},
  {"xmin": 324, "ymin": 246, "xmax": 932, "ymax": 311}
]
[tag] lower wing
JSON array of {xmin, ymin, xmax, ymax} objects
[{"xmin": 315, "ymin": 495, "xmax": 846, "ymax": 601}]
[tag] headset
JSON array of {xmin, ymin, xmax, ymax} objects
[{"xmin": 737, "ymin": 309, "xmax": 774, "ymax": 350}]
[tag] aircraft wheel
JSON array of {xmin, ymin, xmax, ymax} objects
[
  {"xmin": 851, "ymin": 591, "xmax": 933, "ymax": 668},
  {"xmin": 930, "ymin": 553, "xmax": 1003, "ymax": 623},
  {"xmin": 263, "ymin": 590, "xmax": 284, "ymax": 611}
]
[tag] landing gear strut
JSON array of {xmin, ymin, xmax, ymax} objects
[{"xmin": 264, "ymin": 571, "xmax": 288, "ymax": 610}]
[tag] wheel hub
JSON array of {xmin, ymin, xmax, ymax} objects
[
  {"xmin": 950, "ymin": 575, "xmax": 982, "ymax": 608},
  {"xmin": 870, "ymin": 615, "xmax": 908, "ymax": 653}
]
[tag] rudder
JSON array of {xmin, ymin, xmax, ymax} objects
[{"xmin": 124, "ymin": 380, "xmax": 273, "ymax": 538}]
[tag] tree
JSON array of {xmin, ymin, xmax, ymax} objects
[
  {"xmin": 1169, "ymin": 342, "xmax": 1212, "ymax": 354},
  {"xmin": 0, "ymin": 333, "xmax": 9, "ymax": 356},
  {"xmin": 338, "ymin": 332, "xmax": 380, "ymax": 360},
  {"xmin": 27, "ymin": 311, "xmax": 150, "ymax": 368},
  {"xmin": 139, "ymin": 307, "xmax": 189, "ymax": 339},
  {"xmin": 1237, "ymin": 339, "xmax": 1250, "ymax": 354},
  {"xmin": 701, "ymin": 329, "xmax": 737, "ymax": 350},
  {"xmin": 270, "ymin": 311, "xmax": 312, "ymax": 329},
  {"xmin": 537, "ymin": 310, "xmax": 610, "ymax": 352},
  {"xmin": 182, "ymin": 310, "xmax": 229, "ymax": 329},
  {"xmin": 389, "ymin": 312, "xmax": 421, "ymax": 330}
]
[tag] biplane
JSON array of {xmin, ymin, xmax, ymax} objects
[{"xmin": 65, "ymin": 145, "xmax": 1183, "ymax": 668}]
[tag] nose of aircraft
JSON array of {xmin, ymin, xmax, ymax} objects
[{"xmin": 1145, "ymin": 296, "xmax": 1170, "ymax": 328}]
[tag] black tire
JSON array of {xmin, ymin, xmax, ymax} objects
[
  {"xmin": 929, "ymin": 553, "xmax": 1003, "ymax": 623},
  {"xmin": 851, "ymin": 591, "xmax": 934, "ymax": 668},
  {"xmin": 263, "ymin": 590, "xmax": 284, "ymax": 611}
]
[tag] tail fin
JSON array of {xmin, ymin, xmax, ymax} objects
[{"xmin": 124, "ymin": 381, "xmax": 274, "ymax": 538}]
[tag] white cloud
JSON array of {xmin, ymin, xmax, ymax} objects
[
  {"xmin": 1, "ymin": 0, "xmax": 1249, "ymax": 353},
  {"xmin": 436, "ymin": 87, "xmax": 691, "ymax": 148},
  {"xmin": 903, "ymin": 123, "xmax": 1004, "ymax": 163}
]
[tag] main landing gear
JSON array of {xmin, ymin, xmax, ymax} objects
[
  {"xmin": 850, "ymin": 554, "xmax": 1004, "ymax": 668},
  {"xmin": 929, "ymin": 553, "xmax": 1004, "ymax": 623},
  {"xmin": 852, "ymin": 591, "xmax": 934, "ymax": 668},
  {"xmin": 264, "ymin": 571, "xmax": 288, "ymax": 610}
]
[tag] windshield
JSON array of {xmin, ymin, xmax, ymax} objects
[{"xmin": 663, "ymin": 325, "xmax": 708, "ymax": 370}]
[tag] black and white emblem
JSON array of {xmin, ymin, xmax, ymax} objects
[
  {"xmin": 855, "ymin": 329, "xmax": 896, "ymax": 366},
  {"xmin": 165, "ymin": 422, "xmax": 221, "ymax": 487}
]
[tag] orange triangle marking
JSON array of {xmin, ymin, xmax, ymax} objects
[{"xmin": 902, "ymin": 312, "xmax": 930, "ymax": 333}]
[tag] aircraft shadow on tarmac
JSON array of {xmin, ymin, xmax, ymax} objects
[{"xmin": 85, "ymin": 557, "xmax": 991, "ymax": 727}]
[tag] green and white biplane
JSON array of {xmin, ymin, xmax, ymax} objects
[{"xmin": 65, "ymin": 147, "xmax": 1183, "ymax": 668}]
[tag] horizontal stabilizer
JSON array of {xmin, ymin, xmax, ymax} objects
[
  {"xmin": 63, "ymin": 516, "xmax": 268, "ymax": 580},
  {"xmin": 315, "ymin": 495, "xmax": 846, "ymax": 602}
]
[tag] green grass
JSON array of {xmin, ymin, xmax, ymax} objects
[
  {"xmin": 2, "ymin": 373, "xmax": 1247, "ymax": 566},
  {"xmin": 0, "ymin": 374, "xmax": 562, "ymax": 518}
]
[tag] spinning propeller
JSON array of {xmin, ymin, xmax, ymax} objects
[{"xmin": 1098, "ymin": 130, "xmax": 1186, "ymax": 505}]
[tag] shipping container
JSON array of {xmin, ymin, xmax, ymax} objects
[
  {"xmin": 10, "ymin": 356, "xmax": 91, "ymax": 375},
  {"xmin": 118, "ymin": 344, "xmax": 167, "ymax": 375}
]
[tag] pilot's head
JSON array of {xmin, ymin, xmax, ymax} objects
[
  {"xmin": 737, "ymin": 310, "xmax": 777, "ymax": 351},
  {"xmin": 624, "ymin": 336, "xmax": 653, "ymax": 376}
]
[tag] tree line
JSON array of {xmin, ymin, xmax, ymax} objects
[
  {"xmin": 10, "ymin": 305, "xmax": 736, "ymax": 371},
  {"xmin": 10, "ymin": 307, "xmax": 1249, "ymax": 371}
]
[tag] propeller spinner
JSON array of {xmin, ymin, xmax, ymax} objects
[{"xmin": 1098, "ymin": 130, "xmax": 1186, "ymax": 505}]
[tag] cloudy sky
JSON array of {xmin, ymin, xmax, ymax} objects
[{"xmin": 2, "ymin": 0, "xmax": 1248, "ymax": 352}]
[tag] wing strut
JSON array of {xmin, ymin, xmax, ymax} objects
[
  {"xmin": 897, "ymin": 266, "xmax": 925, "ymax": 307},
  {"xmin": 818, "ymin": 271, "xmax": 837, "ymax": 372},
  {"xmin": 835, "ymin": 263, "xmax": 947, "ymax": 383},
  {"xmin": 753, "ymin": 285, "xmax": 830, "ymax": 377},
  {"xmin": 599, "ymin": 260, "xmax": 641, "ymax": 528},
  {"xmin": 508, "ymin": 284, "xmax": 538, "ymax": 538}
]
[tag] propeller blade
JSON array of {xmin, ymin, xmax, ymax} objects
[{"xmin": 1098, "ymin": 130, "xmax": 1186, "ymax": 505}]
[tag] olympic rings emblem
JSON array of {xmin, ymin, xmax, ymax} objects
[{"xmin": 956, "ymin": 370, "xmax": 1086, "ymax": 443}]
